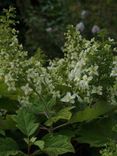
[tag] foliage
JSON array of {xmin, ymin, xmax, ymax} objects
[
  {"xmin": 0, "ymin": 8, "xmax": 117, "ymax": 156},
  {"xmin": 0, "ymin": 137, "xmax": 19, "ymax": 156},
  {"xmin": 100, "ymin": 141, "xmax": 117, "ymax": 156},
  {"xmin": 100, "ymin": 123, "xmax": 117, "ymax": 156}
]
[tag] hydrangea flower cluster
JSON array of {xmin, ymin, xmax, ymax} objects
[
  {"xmin": 47, "ymin": 27, "xmax": 116, "ymax": 105},
  {"xmin": 0, "ymin": 10, "xmax": 116, "ymax": 110}
]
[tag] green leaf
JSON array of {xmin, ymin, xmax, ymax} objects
[
  {"xmin": 0, "ymin": 137, "xmax": 19, "ymax": 156},
  {"xmin": 77, "ymin": 118, "xmax": 116, "ymax": 147},
  {"xmin": 42, "ymin": 134, "xmax": 74, "ymax": 156},
  {"xmin": 59, "ymin": 129, "xmax": 75, "ymax": 138},
  {"xmin": 0, "ymin": 115, "xmax": 16, "ymax": 130},
  {"xmin": 70, "ymin": 102, "xmax": 115, "ymax": 123},
  {"xmin": 32, "ymin": 97, "xmax": 56, "ymax": 113},
  {"xmin": 45, "ymin": 106, "xmax": 74, "ymax": 126},
  {"xmin": 0, "ymin": 97, "xmax": 18, "ymax": 113},
  {"xmin": 24, "ymin": 137, "xmax": 37, "ymax": 145},
  {"xmin": 30, "ymin": 137, "xmax": 37, "ymax": 144},
  {"xmin": 34, "ymin": 140, "xmax": 45, "ymax": 150},
  {"xmin": 13, "ymin": 107, "xmax": 39, "ymax": 137}
]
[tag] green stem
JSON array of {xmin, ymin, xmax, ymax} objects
[
  {"xmin": 30, "ymin": 79, "xmax": 50, "ymax": 118},
  {"xmin": 28, "ymin": 138, "xmax": 31, "ymax": 156},
  {"xmin": 53, "ymin": 122, "xmax": 70, "ymax": 131},
  {"xmin": 23, "ymin": 77, "xmax": 50, "ymax": 119}
]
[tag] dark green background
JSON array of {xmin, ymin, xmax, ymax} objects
[{"xmin": 0, "ymin": 0, "xmax": 117, "ymax": 58}]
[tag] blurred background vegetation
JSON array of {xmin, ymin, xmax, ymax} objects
[{"xmin": 0, "ymin": 0, "xmax": 117, "ymax": 58}]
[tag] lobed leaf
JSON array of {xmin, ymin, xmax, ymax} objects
[
  {"xmin": 70, "ymin": 101, "xmax": 115, "ymax": 123},
  {"xmin": 13, "ymin": 107, "xmax": 39, "ymax": 137},
  {"xmin": 45, "ymin": 106, "xmax": 74, "ymax": 126},
  {"xmin": 0, "ymin": 137, "xmax": 19, "ymax": 156},
  {"xmin": 42, "ymin": 134, "xmax": 74, "ymax": 156}
]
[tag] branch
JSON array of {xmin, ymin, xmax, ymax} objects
[{"xmin": 53, "ymin": 122, "xmax": 70, "ymax": 131}]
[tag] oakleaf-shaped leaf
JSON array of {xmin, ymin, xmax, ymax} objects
[
  {"xmin": 77, "ymin": 118, "xmax": 116, "ymax": 147},
  {"xmin": 42, "ymin": 134, "xmax": 74, "ymax": 156},
  {"xmin": 13, "ymin": 108, "xmax": 39, "ymax": 136},
  {"xmin": 0, "ymin": 137, "xmax": 19, "ymax": 156},
  {"xmin": 70, "ymin": 102, "xmax": 114, "ymax": 123},
  {"xmin": 45, "ymin": 106, "xmax": 74, "ymax": 126}
]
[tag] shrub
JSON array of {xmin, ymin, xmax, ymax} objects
[{"xmin": 0, "ymin": 8, "xmax": 116, "ymax": 156}]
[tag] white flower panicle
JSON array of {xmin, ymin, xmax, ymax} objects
[{"xmin": 0, "ymin": 22, "xmax": 116, "ymax": 107}]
